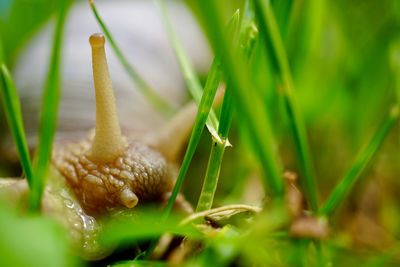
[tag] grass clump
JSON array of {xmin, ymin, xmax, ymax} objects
[{"xmin": 0, "ymin": 0, "xmax": 399, "ymax": 266}]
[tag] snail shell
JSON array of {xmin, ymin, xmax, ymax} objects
[{"xmin": 1, "ymin": 0, "xmax": 210, "ymax": 260}]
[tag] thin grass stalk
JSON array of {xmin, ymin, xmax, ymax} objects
[
  {"xmin": 0, "ymin": 64, "xmax": 37, "ymax": 210},
  {"xmin": 196, "ymin": 88, "xmax": 233, "ymax": 212},
  {"xmin": 319, "ymin": 106, "xmax": 399, "ymax": 216},
  {"xmin": 143, "ymin": 55, "xmax": 222, "ymax": 258},
  {"xmin": 253, "ymin": 0, "xmax": 319, "ymax": 210},
  {"xmin": 89, "ymin": 0, "xmax": 174, "ymax": 116},
  {"xmin": 162, "ymin": 58, "xmax": 223, "ymax": 220},
  {"xmin": 193, "ymin": 1, "xmax": 285, "ymax": 196},
  {"xmin": 33, "ymin": 0, "xmax": 69, "ymax": 209},
  {"xmin": 143, "ymin": 13, "xmax": 240, "ymax": 258},
  {"xmin": 156, "ymin": 0, "xmax": 221, "ymax": 140},
  {"xmin": 161, "ymin": 10, "xmax": 241, "ymax": 219}
]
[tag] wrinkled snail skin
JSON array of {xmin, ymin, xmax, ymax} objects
[
  {"xmin": 12, "ymin": 0, "xmax": 211, "ymax": 148},
  {"xmin": 0, "ymin": 0, "xmax": 210, "ymax": 260},
  {"xmin": 52, "ymin": 33, "xmax": 174, "ymax": 215}
]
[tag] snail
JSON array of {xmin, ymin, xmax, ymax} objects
[
  {"xmin": 52, "ymin": 33, "xmax": 176, "ymax": 214},
  {"xmin": 0, "ymin": 0, "xmax": 212, "ymax": 260}
]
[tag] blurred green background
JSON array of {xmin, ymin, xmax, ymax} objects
[{"xmin": 0, "ymin": 0, "xmax": 400, "ymax": 266}]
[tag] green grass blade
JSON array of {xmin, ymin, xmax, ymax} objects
[
  {"xmin": 156, "ymin": 0, "xmax": 220, "ymax": 140},
  {"xmin": 240, "ymin": 1, "xmax": 258, "ymax": 61},
  {"xmin": 271, "ymin": 0, "xmax": 293, "ymax": 39},
  {"xmin": 193, "ymin": 1, "xmax": 285, "ymax": 197},
  {"xmin": 253, "ymin": 0, "xmax": 319, "ymax": 210},
  {"xmin": 100, "ymin": 211, "xmax": 202, "ymax": 246},
  {"xmin": 319, "ymin": 106, "xmax": 399, "ymax": 216},
  {"xmin": 33, "ymin": 0, "xmax": 69, "ymax": 209},
  {"xmin": 0, "ymin": 35, "xmax": 4, "ymax": 64},
  {"xmin": 143, "ymin": 14, "xmax": 238, "ymax": 256},
  {"xmin": 111, "ymin": 260, "xmax": 166, "ymax": 267},
  {"xmin": 196, "ymin": 5, "xmax": 257, "ymax": 212},
  {"xmin": 0, "ymin": 64, "xmax": 37, "ymax": 210},
  {"xmin": 217, "ymin": 87, "xmax": 235, "ymax": 141},
  {"xmin": 390, "ymin": 41, "xmax": 400, "ymax": 112},
  {"xmin": 89, "ymin": 0, "xmax": 174, "ymax": 116},
  {"xmin": 162, "ymin": 56, "xmax": 222, "ymax": 220},
  {"xmin": 162, "ymin": 10, "xmax": 241, "ymax": 219},
  {"xmin": 195, "ymin": 89, "xmax": 233, "ymax": 212}
]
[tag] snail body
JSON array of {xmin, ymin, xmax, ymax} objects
[
  {"xmin": 52, "ymin": 33, "xmax": 175, "ymax": 216},
  {"xmin": 0, "ymin": 0, "xmax": 210, "ymax": 260}
]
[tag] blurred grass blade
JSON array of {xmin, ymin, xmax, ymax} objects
[
  {"xmin": 0, "ymin": 204, "xmax": 81, "ymax": 267},
  {"xmin": 33, "ymin": 0, "xmax": 69, "ymax": 210},
  {"xmin": 156, "ymin": 0, "xmax": 221, "ymax": 140},
  {"xmin": 196, "ymin": 5, "xmax": 257, "ymax": 212},
  {"xmin": 163, "ymin": 55, "xmax": 222, "ymax": 219},
  {"xmin": 100, "ymin": 211, "xmax": 203, "ymax": 246},
  {"xmin": 320, "ymin": 106, "xmax": 399, "ymax": 216},
  {"xmin": 144, "ymin": 46, "xmax": 225, "ymax": 259},
  {"xmin": 389, "ymin": 40, "xmax": 400, "ymax": 108},
  {"xmin": 162, "ymin": 10, "xmax": 241, "ymax": 220},
  {"xmin": 111, "ymin": 260, "xmax": 165, "ymax": 267},
  {"xmin": 240, "ymin": 0, "xmax": 258, "ymax": 60},
  {"xmin": 192, "ymin": 1, "xmax": 285, "ymax": 196},
  {"xmin": 253, "ymin": 0, "xmax": 318, "ymax": 210},
  {"xmin": 0, "ymin": 35, "xmax": 4, "ymax": 64},
  {"xmin": 142, "ymin": 15, "xmax": 241, "ymax": 256},
  {"xmin": 89, "ymin": 0, "xmax": 174, "ymax": 116},
  {"xmin": 0, "ymin": 64, "xmax": 37, "ymax": 210},
  {"xmin": 271, "ymin": 0, "xmax": 293, "ymax": 39}
]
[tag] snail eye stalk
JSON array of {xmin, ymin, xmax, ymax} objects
[{"xmin": 89, "ymin": 33, "xmax": 127, "ymax": 163}]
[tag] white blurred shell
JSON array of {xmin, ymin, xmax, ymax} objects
[{"xmin": 13, "ymin": 0, "xmax": 211, "ymax": 145}]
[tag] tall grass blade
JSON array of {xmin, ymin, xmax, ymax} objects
[
  {"xmin": 253, "ymin": 0, "xmax": 319, "ymax": 210},
  {"xmin": 162, "ymin": 57, "xmax": 223, "ymax": 219},
  {"xmin": 0, "ymin": 35, "xmax": 4, "ymax": 64},
  {"xmin": 156, "ymin": 0, "xmax": 220, "ymax": 140},
  {"xmin": 0, "ymin": 64, "xmax": 37, "ymax": 210},
  {"xmin": 162, "ymin": 10, "xmax": 241, "ymax": 220},
  {"xmin": 143, "ymin": 56, "xmax": 221, "ymax": 257},
  {"xmin": 192, "ymin": 1, "xmax": 285, "ymax": 196},
  {"xmin": 33, "ymin": 0, "xmax": 69, "ymax": 210},
  {"xmin": 319, "ymin": 106, "xmax": 399, "ymax": 216},
  {"xmin": 271, "ymin": 0, "xmax": 293, "ymax": 39},
  {"xmin": 143, "ymin": 12, "xmax": 240, "ymax": 258},
  {"xmin": 196, "ymin": 4, "xmax": 257, "ymax": 212},
  {"xmin": 89, "ymin": 0, "xmax": 174, "ymax": 116},
  {"xmin": 390, "ymin": 41, "xmax": 400, "ymax": 111}
]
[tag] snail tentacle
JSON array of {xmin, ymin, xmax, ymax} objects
[{"xmin": 89, "ymin": 33, "xmax": 127, "ymax": 163}]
